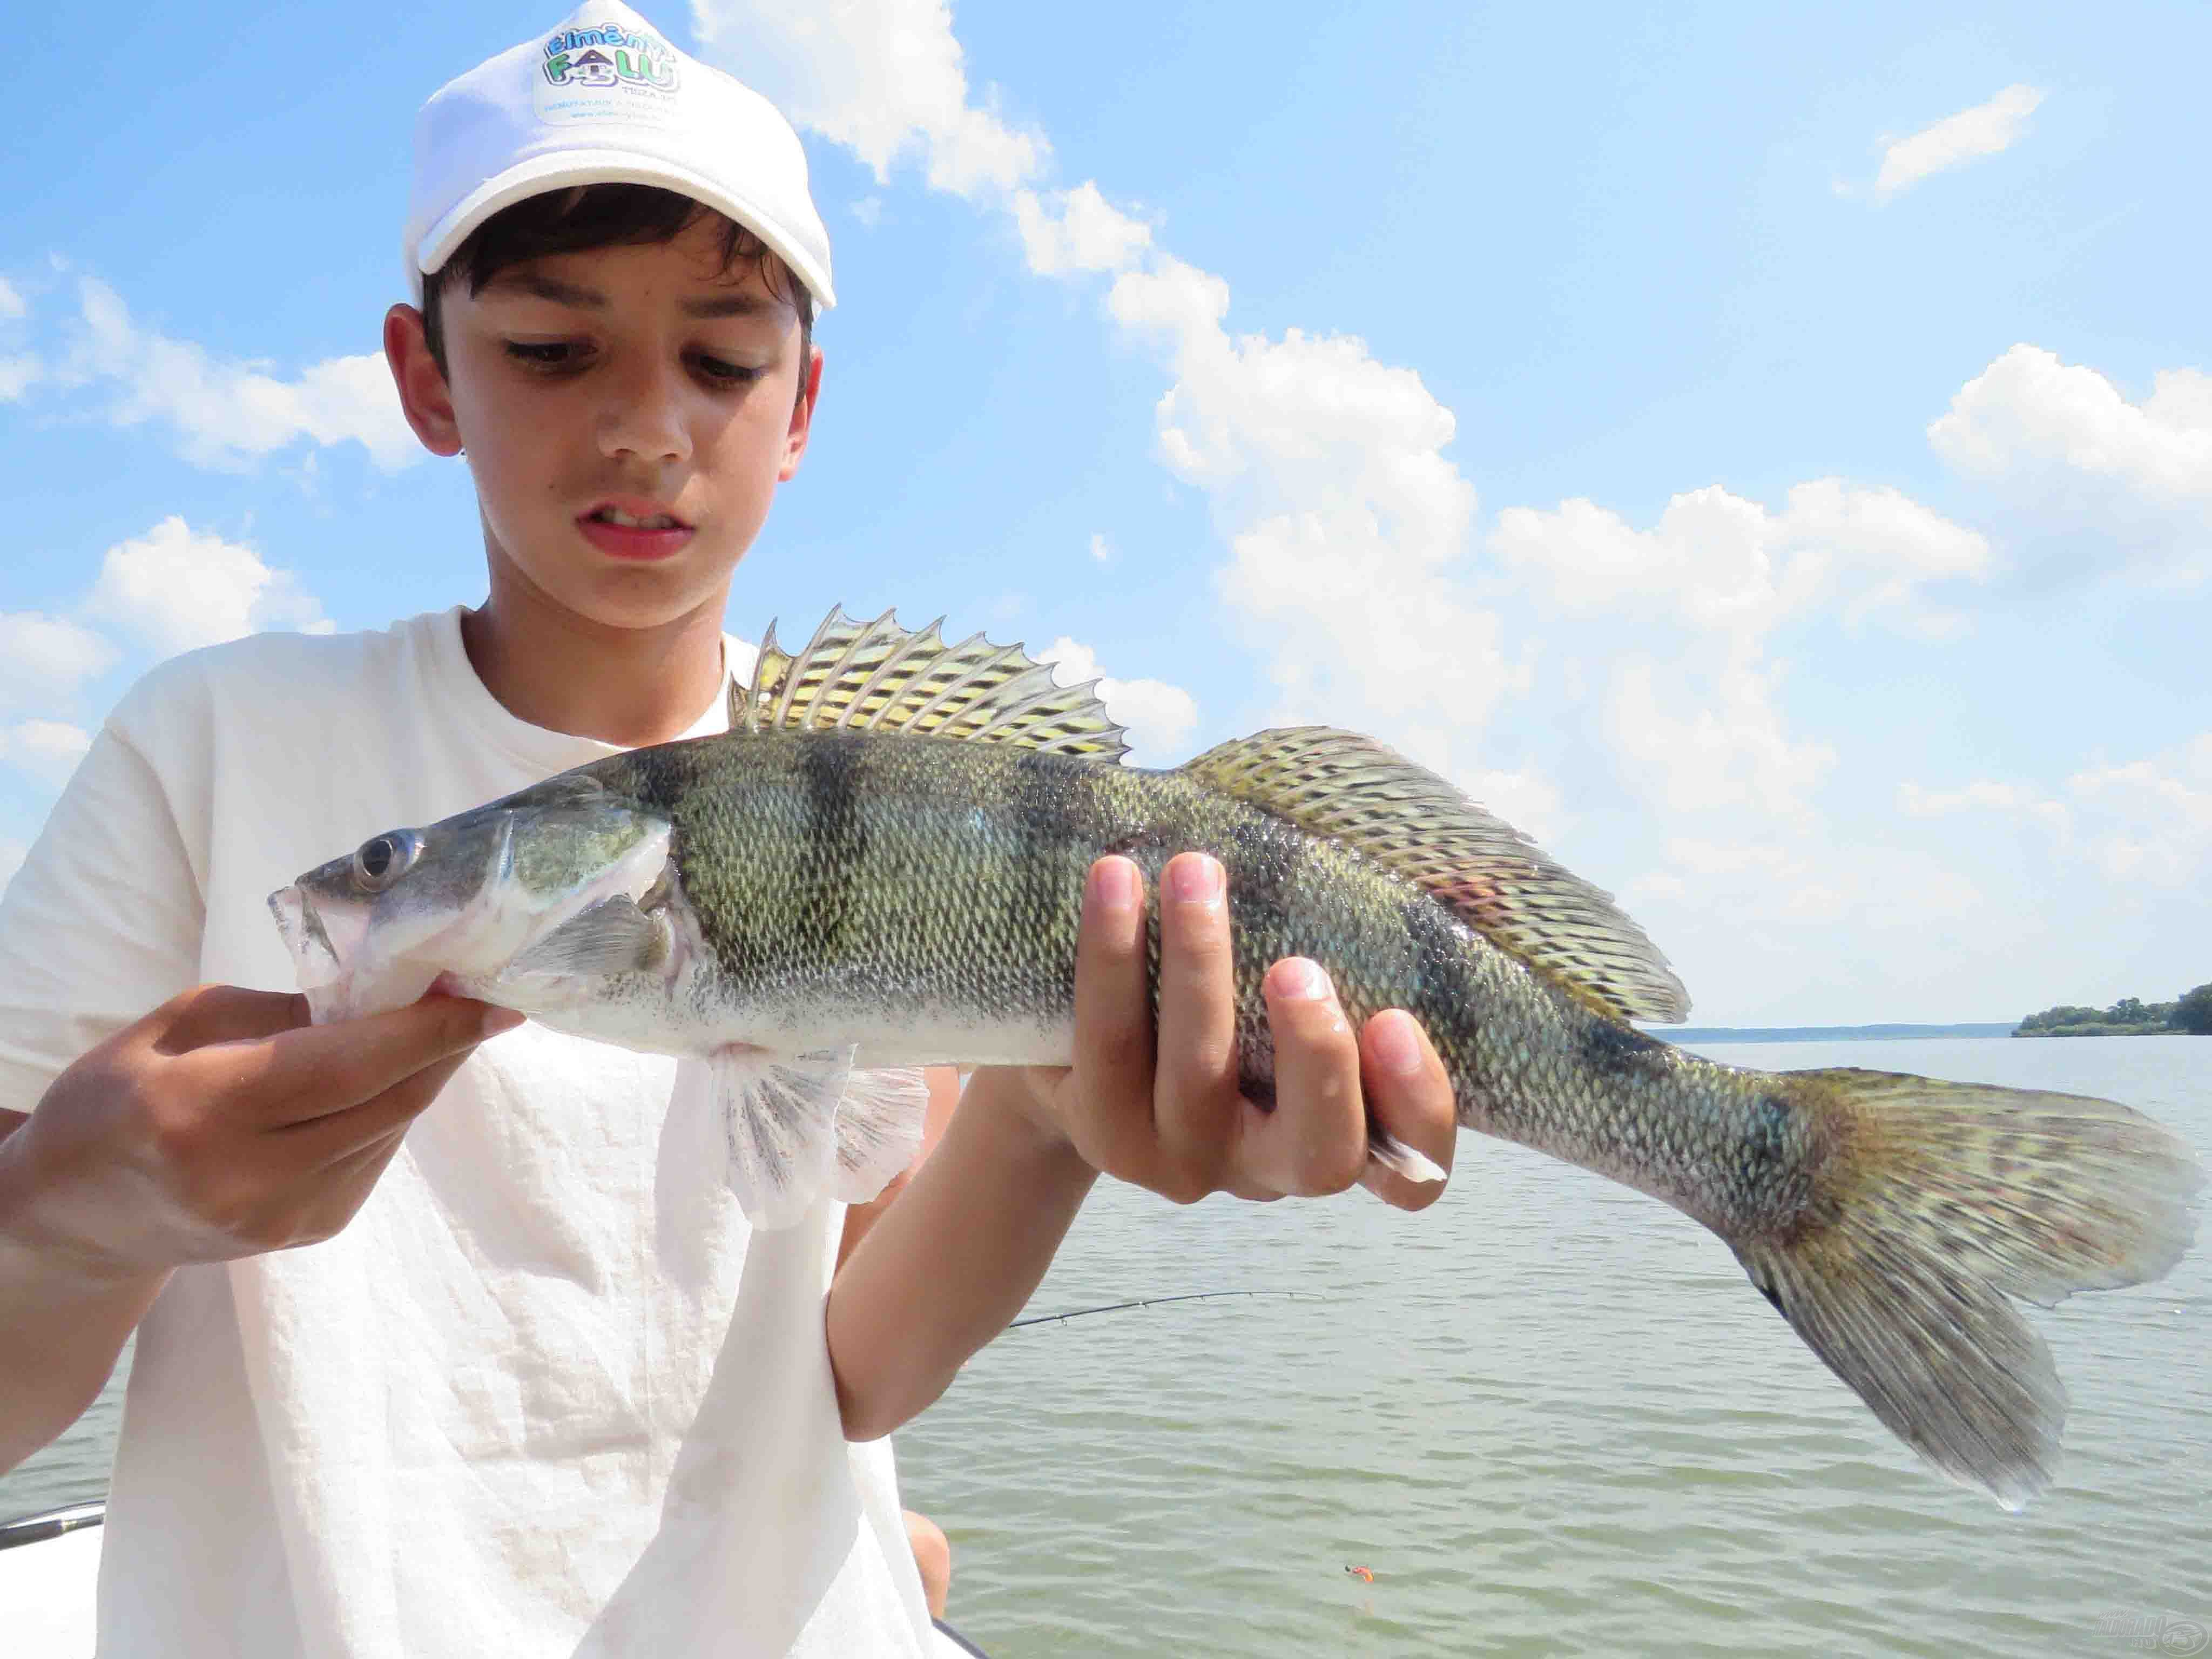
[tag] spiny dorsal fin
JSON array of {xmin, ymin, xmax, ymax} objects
[
  {"xmin": 733, "ymin": 606, "xmax": 1128, "ymax": 759},
  {"xmin": 1181, "ymin": 726, "xmax": 1690, "ymax": 1023}
]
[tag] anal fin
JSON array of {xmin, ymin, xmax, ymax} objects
[
  {"xmin": 712, "ymin": 1049, "xmax": 934, "ymax": 1226},
  {"xmin": 713, "ymin": 1047, "xmax": 851, "ymax": 1230},
  {"xmin": 833, "ymin": 1068, "xmax": 931, "ymax": 1204}
]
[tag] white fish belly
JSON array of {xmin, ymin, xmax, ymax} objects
[{"xmin": 765, "ymin": 1004, "xmax": 1077, "ymax": 1071}]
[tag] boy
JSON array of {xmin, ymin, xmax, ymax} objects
[{"xmin": 0, "ymin": 4, "xmax": 1456, "ymax": 1654}]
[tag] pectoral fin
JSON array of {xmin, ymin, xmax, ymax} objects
[{"xmin": 503, "ymin": 897, "xmax": 671, "ymax": 980}]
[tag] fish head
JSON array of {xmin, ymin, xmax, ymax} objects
[{"xmin": 268, "ymin": 773, "xmax": 672, "ymax": 1023}]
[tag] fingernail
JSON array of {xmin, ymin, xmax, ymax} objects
[
  {"xmin": 1089, "ymin": 856, "xmax": 1139, "ymax": 912},
  {"xmin": 1370, "ymin": 1010, "xmax": 1424, "ymax": 1077},
  {"xmin": 481, "ymin": 1006, "xmax": 527, "ymax": 1038},
  {"xmin": 1267, "ymin": 957, "xmax": 1331, "ymax": 1002},
  {"xmin": 1166, "ymin": 854, "xmax": 1223, "ymax": 907}
]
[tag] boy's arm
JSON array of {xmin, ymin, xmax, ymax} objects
[
  {"xmin": 824, "ymin": 852, "xmax": 1457, "ymax": 1442},
  {"xmin": 0, "ymin": 987, "xmax": 517, "ymax": 1474},
  {"xmin": 826, "ymin": 1074, "xmax": 1099, "ymax": 1442},
  {"xmin": 0, "ymin": 1107, "xmax": 168, "ymax": 1472}
]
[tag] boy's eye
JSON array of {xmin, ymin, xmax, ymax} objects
[
  {"xmin": 692, "ymin": 353, "xmax": 762, "ymax": 387},
  {"xmin": 504, "ymin": 340, "xmax": 587, "ymax": 370}
]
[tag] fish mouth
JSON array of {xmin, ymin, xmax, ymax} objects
[{"xmin": 268, "ymin": 884, "xmax": 345, "ymax": 1003}]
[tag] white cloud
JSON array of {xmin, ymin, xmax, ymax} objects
[
  {"xmin": 1874, "ymin": 84, "xmax": 2045, "ymax": 199},
  {"xmin": 1496, "ymin": 478, "xmax": 1985, "ymax": 826},
  {"xmin": 0, "ymin": 611, "xmax": 117, "ymax": 711},
  {"xmin": 1894, "ymin": 737, "xmax": 2212, "ymax": 888},
  {"xmin": 1494, "ymin": 478, "xmax": 1990, "ymax": 640},
  {"xmin": 2067, "ymin": 734, "xmax": 2212, "ymax": 885},
  {"xmin": 0, "ymin": 277, "xmax": 24, "ymax": 320},
  {"xmin": 1928, "ymin": 345, "xmax": 2212, "ymax": 508},
  {"xmin": 66, "ymin": 278, "xmax": 416, "ymax": 471},
  {"xmin": 1106, "ymin": 258, "xmax": 1519, "ymax": 752},
  {"xmin": 1898, "ymin": 778, "xmax": 2071, "ymax": 839},
  {"xmin": 850, "ymin": 196, "xmax": 884, "ymax": 227},
  {"xmin": 1013, "ymin": 183, "xmax": 1152, "ymax": 276},
  {"xmin": 1457, "ymin": 763, "xmax": 1564, "ymax": 845},
  {"xmin": 2071, "ymin": 738, "xmax": 2212, "ymax": 827},
  {"xmin": 1088, "ymin": 532, "xmax": 1113, "ymax": 564},
  {"xmin": 1630, "ymin": 837, "xmax": 1981, "ymax": 933},
  {"xmin": 0, "ymin": 839, "xmax": 25, "ymax": 894},
  {"xmin": 0, "ymin": 356, "xmax": 37, "ymax": 401},
  {"xmin": 1039, "ymin": 636, "xmax": 1199, "ymax": 761},
  {"xmin": 689, "ymin": 0, "xmax": 1044, "ymax": 197},
  {"xmin": 0, "ymin": 720, "xmax": 92, "ymax": 790},
  {"xmin": 87, "ymin": 517, "xmax": 333, "ymax": 657},
  {"xmin": 1610, "ymin": 656, "xmax": 1837, "ymax": 821}
]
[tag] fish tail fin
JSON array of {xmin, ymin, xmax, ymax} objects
[{"xmin": 1736, "ymin": 1068, "xmax": 2201, "ymax": 1509}]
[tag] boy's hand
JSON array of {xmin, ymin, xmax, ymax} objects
[
  {"xmin": 2, "ymin": 985, "xmax": 521, "ymax": 1283},
  {"xmin": 1004, "ymin": 853, "xmax": 1458, "ymax": 1211}
]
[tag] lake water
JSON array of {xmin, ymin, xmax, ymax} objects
[{"xmin": 8, "ymin": 1037, "xmax": 2208, "ymax": 1656}]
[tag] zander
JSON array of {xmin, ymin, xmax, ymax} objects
[{"xmin": 271, "ymin": 606, "xmax": 2201, "ymax": 1509}]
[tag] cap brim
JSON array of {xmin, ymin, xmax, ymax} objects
[{"xmin": 412, "ymin": 149, "xmax": 835, "ymax": 309}]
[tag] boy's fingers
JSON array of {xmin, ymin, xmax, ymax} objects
[
  {"xmin": 284, "ymin": 1047, "xmax": 478, "ymax": 1167},
  {"xmin": 1150, "ymin": 853, "xmax": 1239, "ymax": 1199},
  {"xmin": 1355, "ymin": 1009, "xmax": 1457, "ymax": 1212},
  {"xmin": 1062, "ymin": 857, "xmax": 1156, "ymax": 1183},
  {"xmin": 148, "ymin": 985, "xmax": 312, "ymax": 1056},
  {"xmin": 1245, "ymin": 959, "xmax": 1367, "ymax": 1197},
  {"xmin": 222, "ymin": 995, "xmax": 520, "ymax": 1127}
]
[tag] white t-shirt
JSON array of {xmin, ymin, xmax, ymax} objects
[{"xmin": 0, "ymin": 609, "xmax": 934, "ymax": 1658}]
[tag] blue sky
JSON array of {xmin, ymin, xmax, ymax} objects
[{"xmin": 3, "ymin": 0, "xmax": 2208, "ymax": 1024}]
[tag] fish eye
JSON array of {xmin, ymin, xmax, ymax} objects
[{"xmin": 352, "ymin": 831, "xmax": 421, "ymax": 893}]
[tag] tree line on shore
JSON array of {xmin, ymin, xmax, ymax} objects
[{"xmin": 2015, "ymin": 983, "xmax": 2212, "ymax": 1036}]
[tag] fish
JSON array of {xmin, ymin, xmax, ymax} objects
[{"xmin": 270, "ymin": 605, "xmax": 2202, "ymax": 1509}]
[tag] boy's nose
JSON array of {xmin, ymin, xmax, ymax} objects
[{"xmin": 596, "ymin": 358, "xmax": 692, "ymax": 464}]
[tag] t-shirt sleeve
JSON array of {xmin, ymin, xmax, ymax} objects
[{"xmin": 0, "ymin": 694, "xmax": 207, "ymax": 1116}]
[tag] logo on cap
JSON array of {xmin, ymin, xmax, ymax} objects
[{"xmin": 541, "ymin": 21, "xmax": 680, "ymax": 104}]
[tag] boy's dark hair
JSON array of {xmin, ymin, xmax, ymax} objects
[{"xmin": 420, "ymin": 183, "xmax": 814, "ymax": 394}]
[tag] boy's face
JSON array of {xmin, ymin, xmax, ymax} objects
[{"xmin": 387, "ymin": 211, "xmax": 819, "ymax": 635}]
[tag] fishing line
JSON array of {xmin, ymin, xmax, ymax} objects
[{"xmin": 1006, "ymin": 1289, "xmax": 1314, "ymax": 1329}]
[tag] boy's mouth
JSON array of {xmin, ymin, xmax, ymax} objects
[
  {"xmin": 583, "ymin": 503, "xmax": 689, "ymax": 530},
  {"xmin": 578, "ymin": 499, "xmax": 694, "ymax": 561}
]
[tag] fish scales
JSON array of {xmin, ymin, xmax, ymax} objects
[{"xmin": 269, "ymin": 604, "xmax": 2200, "ymax": 1512}]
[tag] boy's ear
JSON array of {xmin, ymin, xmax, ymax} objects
[
  {"xmin": 383, "ymin": 304, "xmax": 464, "ymax": 458},
  {"xmin": 778, "ymin": 344, "xmax": 824, "ymax": 483}
]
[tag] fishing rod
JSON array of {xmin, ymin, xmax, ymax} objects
[{"xmin": 1007, "ymin": 1289, "xmax": 1314, "ymax": 1329}]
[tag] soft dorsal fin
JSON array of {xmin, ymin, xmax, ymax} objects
[
  {"xmin": 1181, "ymin": 726, "xmax": 1690, "ymax": 1023},
  {"xmin": 729, "ymin": 606, "xmax": 1128, "ymax": 759}
]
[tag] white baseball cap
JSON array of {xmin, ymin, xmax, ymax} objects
[{"xmin": 403, "ymin": 0, "xmax": 834, "ymax": 308}]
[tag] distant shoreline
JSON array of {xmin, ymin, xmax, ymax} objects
[
  {"xmin": 2010, "ymin": 1024, "xmax": 2179, "ymax": 1038},
  {"xmin": 1658, "ymin": 1022, "xmax": 2018, "ymax": 1043}
]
